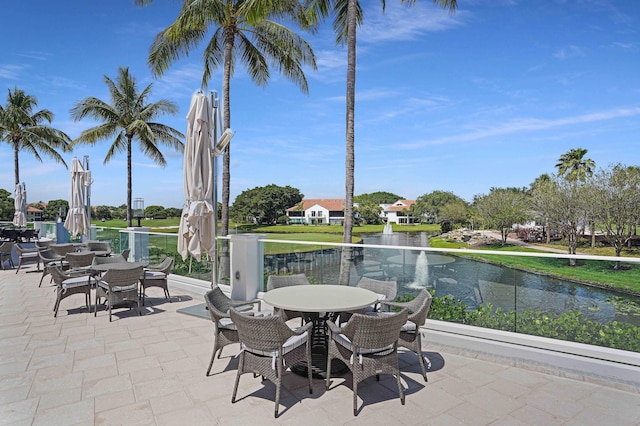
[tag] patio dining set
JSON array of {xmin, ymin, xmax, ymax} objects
[
  {"xmin": 6, "ymin": 238, "xmax": 175, "ymax": 321},
  {"xmin": 205, "ymin": 274, "xmax": 433, "ymax": 418}
]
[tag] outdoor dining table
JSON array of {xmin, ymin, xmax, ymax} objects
[{"xmin": 262, "ymin": 284, "xmax": 378, "ymax": 378}]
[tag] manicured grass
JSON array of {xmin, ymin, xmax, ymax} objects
[
  {"xmin": 261, "ymin": 233, "xmax": 357, "ymax": 255},
  {"xmin": 430, "ymin": 237, "xmax": 640, "ymax": 295},
  {"xmin": 93, "ymin": 218, "xmax": 181, "ymax": 229},
  {"xmin": 248, "ymin": 223, "xmax": 440, "ymax": 234}
]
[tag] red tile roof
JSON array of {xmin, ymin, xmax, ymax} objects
[
  {"xmin": 387, "ymin": 200, "xmax": 416, "ymax": 212},
  {"xmin": 288, "ymin": 198, "xmax": 345, "ymax": 212}
]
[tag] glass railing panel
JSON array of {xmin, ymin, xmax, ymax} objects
[
  {"xmin": 77, "ymin": 228, "xmax": 640, "ymax": 352},
  {"xmin": 258, "ymin": 237, "xmax": 640, "ymax": 352}
]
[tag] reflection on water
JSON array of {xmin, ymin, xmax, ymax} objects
[{"xmin": 358, "ymin": 233, "xmax": 640, "ymax": 327}]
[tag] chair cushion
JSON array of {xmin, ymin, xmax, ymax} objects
[
  {"xmin": 240, "ymin": 332, "xmax": 308, "ymax": 370},
  {"xmin": 331, "ymin": 333, "xmax": 394, "ymax": 364},
  {"xmin": 97, "ymin": 281, "xmax": 138, "ymax": 292},
  {"xmin": 217, "ymin": 317, "xmax": 237, "ymax": 330},
  {"xmin": 62, "ymin": 276, "xmax": 90, "ymax": 289},
  {"xmin": 143, "ymin": 271, "xmax": 166, "ymax": 280}
]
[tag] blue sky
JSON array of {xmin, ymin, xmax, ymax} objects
[{"xmin": 1, "ymin": 0, "xmax": 639, "ymax": 209}]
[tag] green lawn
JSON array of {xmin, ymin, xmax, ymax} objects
[
  {"xmin": 93, "ymin": 219, "xmax": 440, "ymax": 235},
  {"xmin": 247, "ymin": 223, "xmax": 440, "ymax": 234}
]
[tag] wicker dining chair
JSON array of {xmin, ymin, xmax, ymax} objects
[
  {"xmin": 140, "ymin": 257, "xmax": 174, "ymax": 305},
  {"xmin": 35, "ymin": 240, "xmax": 51, "ymax": 251},
  {"xmin": 119, "ymin": 249, "xmax": 131, "ymax": 261},
  {"xmin": 50, "ymin": 243, "xmax": 76, "ymax": 258},
  {"xmin": 14, "ymin": 243, "xmax": 40, "ymax": 274},
  {"xmin": 87, "ymin": 240, "xmax": 111, "ymax": 253},
  {"xmin": 355, "ymin": 276, "xmax": 398, "ymax": 313},
  {"xmin": 230, "ymin": 308, "xmax": 313, "ymax": 418},
  {"xmin": 203, "ymin": 287, "xmax": 263, "ymax": 376},
  {"xmin": 49, "ymin": 265, "xmax": 93, "ymax": 317},
  {"xmin": 326, "ymin": 309, "xmax": 408, "ymax": 416},
  {"xmin": 65, "ymin": 252, "xmax": 96, "ymax": 275},
  {"xmin": 266, "ymin": 274, "xmax": 310, "ymax": 323},
  {"xmin": 38, "ymin": 249, "xmax": 70, "ymax": 287},
  {"xmin": 94, "ymin": 265, "xmax": 144, "ymax": 322},
  {"xmin": 92, "ymin": 254, "xmax": 127, "ymax": 266},
  {"xmin": 381, "ymin": 288, "xmax": 433, "ymax": 381},
  {"xmin": 0, "ymin": 241, "xmax": 15, "ymax": 270}
]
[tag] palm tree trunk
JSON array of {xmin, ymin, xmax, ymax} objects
[
  {"xmin": 13, "ymin": 141, "xmax": 20, "ymax": 186},
  {"xmin": 127, "ymin": 137, "xmax": 133, "ymax": 227},
  {"xmin": 219, "ymin": 29, "xmax": 234, "ymax": 283},
  {"xmin": 338, "ymin": 0, "xmax": 358, "ymax": 286}
]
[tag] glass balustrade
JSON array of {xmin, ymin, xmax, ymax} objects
[{"xmin": 53, "ymin": 226, "xmax": 640, "ymax": 353}]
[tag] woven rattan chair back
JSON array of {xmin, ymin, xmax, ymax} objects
[
  {"xmin": 326, "ymin": 309, "xmax": 408, "ymax": 416},
  {"xmin": 230, "ymin": 308, "xmax": 313, "ymax": 418},
  {"xmin": 382, "ymin": 288, "xmax": 433, "ymax": 381},
  {"xmin": 65, "ymin": 252, "xmax": 96, "ymax": 269},
  {"xmin": 95, "ymin": 266, "xmax": 143, "ymax": 322}
]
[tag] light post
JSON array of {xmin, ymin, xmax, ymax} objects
[
  {"xmin": 210, "ymin": 90, "xmax": 234, "ymax": 287},
  {"xmin": 133, "ymin": 198, "xmax": 145, "ymax": 227}
]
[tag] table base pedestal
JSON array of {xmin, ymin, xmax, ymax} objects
[{"xmin": 291, "ymin": 312, "xmax": 348, "ymax": 379}]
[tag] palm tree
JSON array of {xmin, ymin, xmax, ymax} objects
[
  {"xmin": 0, "ymin": 87, "xmax": 71, "ymax": 186},
  {"xmin": 137, "ymin": 0, "xmax": 316, "ymax": 280},
  {"xmin": 555, "ymin": 148, "xmax": 595, "ymax": 182},
  {"xmin": 70, "ymin": 67, "xmax": 184, "ymax": 227},
  {"xmin": 555, "ymin": 147, "xmax": 596, "ymax": 246},
  {"xmin": 306, "ymin": 0, "xmax": 457, "ymax": 284}
]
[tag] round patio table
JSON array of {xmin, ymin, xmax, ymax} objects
[
  {"xmin": 262, "ymin": 285, "xmax": 378, "ymax": 378},
  {"xmin": 262, "ymin": 285, "xmax": 378, "ymax": 313}
]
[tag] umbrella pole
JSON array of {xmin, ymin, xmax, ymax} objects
[{"xmin": 210, "ymin": 91, "xmax": 219, "ymax": 289}]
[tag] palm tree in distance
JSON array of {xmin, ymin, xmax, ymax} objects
[
  {"xmin": 306, "ymin": 0, "xmax": 457, "ymax": 285},
  {"xmin": 555, "ymin": 147, "xmax": 596, "ymax": 254},
  {"xmin": 136, "ymin": 0, "xmax": 317, "ymax": 280},
  {"xmin": 70, "ymin": 67, "xmax": 184, "ymax": 227},
  {"xmin": 0, "ymin": 87, "xmax": 71, "ymax": 186},
  {"xmin": 555, "ymin": 148, "xmax": 595, "ymax": 182}
]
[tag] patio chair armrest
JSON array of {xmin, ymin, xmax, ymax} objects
[
  {"xmin": 380, "ymin": 300, "xmax": 410, "ymax": 310},
  {"xmin": 291, "ymin": 321, "xmax": 313, "ymax": 335},
  {"xmin": 229, "ymin": 298, "xmax": 262, "ymax": 311},
  {"xmin": 325, "ymin": 319, "xmax": 342, "ymax": 336}
]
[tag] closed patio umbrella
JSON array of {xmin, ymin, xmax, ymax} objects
[
  {"xmin": 64, "ymin": 157, "xmax": 90, "ymax": 238},
  {"xmin": 178, "ymin": 92, "xmax": 215, "ymax": 262},
  {"xmin": 13, "ymin": 182, "xmax": 26, "ymax": 227}
]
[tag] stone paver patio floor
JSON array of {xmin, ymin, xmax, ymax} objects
[{"xmin": 1, "ymin": 265, "xmax": 639, "ymax": 425}]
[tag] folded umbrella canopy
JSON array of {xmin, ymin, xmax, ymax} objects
[
  {"xmin": 64, "ymin": 157, "xmax": 90, "ymax": 238},
  {"xmin": 12, "ymin": 182, "xmax": 26, "ymax": 227},
  {"xmin": 178, "ymin": 92, "xmax": 215, "ymax": 261}
]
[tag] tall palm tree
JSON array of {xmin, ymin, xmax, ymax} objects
[
  {"xmin": 70, "ymin": 67, "xmax": 184, "ymax": 227},
  {"xmin": 555, "ymin": 148, "xmax": 595, "ymax": 182},
  {"xmin": 137, "ymin": 0, "xmax": 316, "ymax": 280},
  {"xmin": 0, "ymin": 87, "xmax": 71, "ymax": 185},
  {"xmin": 306, "ymin": 0, "xmax": 457, "ymax": 284},
  {"xmin": 555, "ymin": 147, "xmax": 596, "ymax": 246}
]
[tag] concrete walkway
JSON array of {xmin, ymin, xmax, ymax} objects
[
  {"xmin": 1, "ymin": 265, "xmax": 638, "ymax": 425},
  {"xmin": 478, "ymin": 230, "xmax": 574, "ymax": 254}
]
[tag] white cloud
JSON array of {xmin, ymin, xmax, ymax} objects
[
  {"xmin": 358, "ymin": 2, "xmax": 467, "ymax": 44},
  {"xmin": 400, "ymin": 107, "xmax": 640, "ymax": 149},
  {"xmin": 0, "ymin": 64, "xmax": 28, "ymax": 80},
  {"xmin": 553, "ymin": 45, "xmax": 586, "ymax": 60}
]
